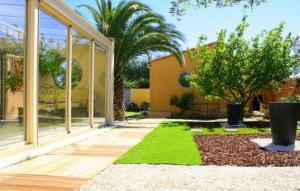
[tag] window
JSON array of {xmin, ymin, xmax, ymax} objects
[
  {"xmin": 71, "ymin": 30, "xmax": 90, "ymax": 128},
  {"xmin": 94, "ymin": 43, "xmax": 106, "ymax": 124},
  {"xmin": 53, "ymin": 59, "xmax": 82, "ymax": 89},
  {"xmin": 38, "ymin": 10, "xmax": 67, "ymax": 136},
  {"xmin": 179, "ymin": 71, "xmax": 191, "ymax": 88},
  {"xmin": 0, "ymin": 0, "xmax": 26, "ymax": 146}
]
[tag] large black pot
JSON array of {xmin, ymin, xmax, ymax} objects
[
  {"xmin": 269, "ymin": 102, "xmax": 300, "ymax": 146},
  {"xmin": 227, "ymin": 103, "xmax": 242, "ymax": 125}
]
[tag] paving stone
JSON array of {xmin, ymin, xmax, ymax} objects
[
  {"xmin": 224, "ymin": 129, "xmax": 239, "ymax": 132},
  {"xmin": 190, "ymin": 129, "xmax": 204, "ymax": 133}
]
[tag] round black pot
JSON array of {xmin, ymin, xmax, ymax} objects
[
  {"xmin": 269, "ymin": 102, "xmax": 300, "ymax": 146},
  {"xmin": 227, "ymin": 103, "xmax": 242, "ymax": 125}
]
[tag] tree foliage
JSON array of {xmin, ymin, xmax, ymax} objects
[
  {"xmin": 78, "ymin": 0, "xmax": 185, "ymax": 120},
  {"xmin": 189, "ymin": 16, "xmax": 300, "ymax": 111},
  {"xmin": 124, "ymin": 58, "xmax": 149, "ymax": 88},
  {"xmin": 39, "ymin": 34, "xmax": 65, "ymax": 77},
  {"xmin": 78, "ymin": 0, "xmax": 185, "ymax": 75},
  {"xmin": 170, "ymin": 0, "xmax": 265, "ymax": 17}
]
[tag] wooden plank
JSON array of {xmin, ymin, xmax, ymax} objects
[{"xmin": 0, "ymin": 173, "xmax": 87, "ymax": 191}]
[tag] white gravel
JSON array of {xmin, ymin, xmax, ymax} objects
[
  {"xmin": 251, "ymin": 138, "xmax": 300, "ymax": 152},
  {"xmin": 79, "ymin": 164, "xmax": 300, "ymax": 191}
]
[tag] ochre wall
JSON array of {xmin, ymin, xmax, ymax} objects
[
  {"xmin": 260, "ymin": 79, "xmax": 298, "ymax": 103},
  {"xmin": 130, "ymin": 88, "xmax": 150, "ymax": 106},
  {"xmin": 150, "ymin": 51, "xmax": 227, "ymax": 114}
]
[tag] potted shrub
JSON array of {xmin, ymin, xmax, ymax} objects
[
  {"xmin": 269, "ymin": 95, "xmax": 300, "ymax": 145},
  {"xmin": 227, "ymin": 103, "xmax": 242, "ymax": 125}
]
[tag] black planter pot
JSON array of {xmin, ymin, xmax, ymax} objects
[
  {"xmin": 227, "ymin": 103, "xmax": 242, "ymax": 125},
  {"xmin": 269, "ymin": 102, "xmax": 300, "ymax": 146}
]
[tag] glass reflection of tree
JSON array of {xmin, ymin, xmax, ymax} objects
[
  {"xmin": 40, "ymin": 34, "xmax": 83, "ymax": 89},
  {"xmin": 39, "ymin": 34, "xmax": 65, "ymax": 77}
]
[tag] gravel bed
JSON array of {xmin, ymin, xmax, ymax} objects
[
  {"xmin": 194, "ymin": 134, "xmax": 300, "ymax": 166},
  {"xmin": 79, "ymin": 164, "xmax": 300, "ymax": 191}
]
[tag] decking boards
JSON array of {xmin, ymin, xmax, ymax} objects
[
  {"xmin": 0, "ymin": 119, "xmax": 162, "ymax": 190},
  {"xmin": 0, "ymin": 173, "xmax": 87, "ymax": 191}
]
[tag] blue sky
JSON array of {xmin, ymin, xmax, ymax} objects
[
  {"xmin": 64, "ymin": 0, "xmax": 300, "ymax": 49},
  {"xmin": 0, "ymin": 1, "xmax": 298, "ymax": 50}
]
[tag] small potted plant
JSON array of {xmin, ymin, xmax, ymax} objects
[{"xmin": 269, "ymin": 95, "xmax": 300, "ymax": 146}]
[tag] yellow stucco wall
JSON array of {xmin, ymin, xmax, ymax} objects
[
  {"xmin": 130, "ymin": 88, "xmax": 150, "ymax": 106},
  {"xmin": 150, "ymin": 51, "xmax": 227, "ymax": 114}
]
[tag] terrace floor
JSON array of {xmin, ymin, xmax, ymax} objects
[{"xmin": 0, "ymin": 118, "xmax": 162, "ymax": 191}]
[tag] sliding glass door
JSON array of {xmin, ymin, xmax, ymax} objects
[
  {"xmin": 38, "ymin": 10, "xmax": 67, "ymax": 137},
  {"xmin": 0, "ymin": 0, "xmax": 25, "ymax": 147}
]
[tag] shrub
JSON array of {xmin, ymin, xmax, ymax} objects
[
  {"xmin": 140, "ymin": 102, "xmax": 150, "ymax": 110},
  {"xmin": 281, "ymin": 94, "xmax": 300, "ymax": 103},
  {"xmin": 169, "ymin": 92, "xmax": 195, "ymax": 114}
]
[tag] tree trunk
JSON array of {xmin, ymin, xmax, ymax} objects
[{"xmin": 114, "ymin": 74, "xmax": 126, "ymax": 121}]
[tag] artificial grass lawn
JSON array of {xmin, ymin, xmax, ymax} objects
[
  {"xmin": 125, "ymin": 111, "xmax": 140, "ymax": 116},
  {"xmin": 116, "ymin": 121, "xmax": 201, "ymax": 165}
]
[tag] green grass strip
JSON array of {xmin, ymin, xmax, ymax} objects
[{"xmin": 116, "ymin": 121, "xmax": 201, "ymax": 165}]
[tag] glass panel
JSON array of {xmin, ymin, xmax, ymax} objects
[
  {"xmin": 0, "ymin": 0, "xmax": 25, "ymax": 147},
  {"xmin": 38, "ymin": 10, "xmax": 67, "ymax": 137},
  {"xmin": 72, "ymin": 30, "xmax": 89, "ymax": 128},
  {"xmin": 94, "ymin": 43, "xmax": 106, "ymax": 124}
]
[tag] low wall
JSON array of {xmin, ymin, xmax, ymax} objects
[{"xmin": 130, "ymin": 88, "xmax": 150, "ymax": 106}]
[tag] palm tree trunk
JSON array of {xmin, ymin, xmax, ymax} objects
[{"xmin": 114, "ymin": 74, "xmax": 126, "ymax": 121}]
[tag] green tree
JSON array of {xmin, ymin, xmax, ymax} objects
[
  {"xmin": 124, "ymin": 58, "xmax": 150, "ymax": 88},
  {"xmin": 39, "ymin": 34, "xmax": 65, "ymax": 77},
  {"xmin": 189, "ymin": 16, "xmax": 300, "ymax": 119},
  {"xmin": 170, "ymin": 0, "xmax": 265, "ymax": 17},
  {"xmin": 78, "ymin": 0, "xmax": 185, "ymax": 120}
]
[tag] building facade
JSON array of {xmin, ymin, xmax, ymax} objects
[
  {"xmin": 149, "ymin": 49, "xmax": 298, "ymax": 118},
  {"xmin": 149, "ymin": 50, "xmax": 227, "ymax": 118}
]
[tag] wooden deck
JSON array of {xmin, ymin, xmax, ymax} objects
[
  {"xmin": 0, "ymin": 173, "xmax": 87, "ymax": 191},
  {"xmin": 0, "ymin": 119, "xmax": 162, "ymax": 191}
]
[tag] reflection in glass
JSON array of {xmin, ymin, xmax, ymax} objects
[
  {"xmin": 0, "ymin": 0, "xmax": 25, "ymax": 147},
  {"xmin": 53, "ymin": 59, "xmax": 82, "ymax": 89},
  {"xmin": 94, "ymin": 43, "xmax": 106, "ymax": 124},
  {"xmin": 71, "ymin": 30, "xmax": 90, "ymax": 128},
  {"xmin": 38, "ymin": 10, "xmax": 67, "ymax": 137}
]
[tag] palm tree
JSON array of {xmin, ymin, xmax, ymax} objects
[{"xmin": 78, "ymin": 0, "xmax": 185, "ymax": 121}]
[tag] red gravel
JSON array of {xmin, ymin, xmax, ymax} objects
[{"xmin": 194, "ymin": 134, "xmax": 300, "ymax": 167}]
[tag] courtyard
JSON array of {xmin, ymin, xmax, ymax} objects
[{"xmin": 0, "ymin": 0, "xmax": 299, "ymax": 190}]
